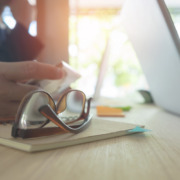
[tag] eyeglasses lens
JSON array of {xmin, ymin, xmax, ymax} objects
[
  {"xmin": 18, "ymin": 92, "xmax": 55, "ymax": 129},
  {"xmin": 57, "ymin": 91, "xmax": 85, "ymax": 125}
]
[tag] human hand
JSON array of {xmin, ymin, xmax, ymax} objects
[
  {"xmin": 0, "ymin": 61, "xmax": 64, "ymax": 122},
  {"xmin": 9, "ymin": 0, "xmax": 36, "ymax": 30}
]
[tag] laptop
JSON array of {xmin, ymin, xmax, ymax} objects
[{"xmin": 121, "ymin": 0, "xmax": 180, "ymax": 116}]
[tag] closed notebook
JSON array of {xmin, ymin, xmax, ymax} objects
[{"xmin": 0, "ymin": 118, "xmax": 144, "ymax": 152}]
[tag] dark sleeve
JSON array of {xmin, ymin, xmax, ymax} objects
[{"xmin": 0, "ymin": 23, "xmax": 44, "ymax": 62}]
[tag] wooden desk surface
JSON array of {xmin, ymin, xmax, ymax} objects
[{"xmin": 0, "ymin": 103, "xmax": 180, "ymax": 180}]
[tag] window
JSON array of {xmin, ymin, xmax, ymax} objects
[
  {"xmin": 69, "ymin": 5, "xmax": 146, "ymax": 98},
  {"xmin": 69, "ymin": 3, "xmax": 180, "ymax": 98}
]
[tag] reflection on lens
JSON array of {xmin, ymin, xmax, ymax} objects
[
  {"xmin": 57, "ymin": 91, "xmax": 85, "ymax": 125},
  {"xmin": 18, "ymin": 92, "xmax": 55, "ymax": 129}
]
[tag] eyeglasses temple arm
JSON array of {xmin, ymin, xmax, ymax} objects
[
  {"xmin": 83, "ymin": 98, "xmax": 93, "ymax": 118},
  {"xmin": 39, "ymin": 102, "xmax": 92, "ymax": 133},
  {"xmin": 39, "ymin": 105, "xmax": 69, "ymax": 132}
]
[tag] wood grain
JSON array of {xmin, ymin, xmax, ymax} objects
[{"xmin": 0, "ymin": 104, "xmax": 180, "ymax": 180}]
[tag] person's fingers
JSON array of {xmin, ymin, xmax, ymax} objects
[
  {"xmin": 1, "ymin": 61, "xmax": 64, "ymax": 81},
  {"xmin": 0, "ymin": 101, "xmax": 19, "ymax": 118},
  {"xmin": 12, "ymin": 83, "xmax": 39, "ymax": 101},
  {"xmin": 0, "ymin": 77, "xmax": 40, "ymax": 101}
]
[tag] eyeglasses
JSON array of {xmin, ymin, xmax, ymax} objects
[{"xmin": 12, "ymin": 89, "xmax": 92, "ymax": 138}]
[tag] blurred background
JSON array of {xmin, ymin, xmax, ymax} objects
[{"xmin": 2, "ymin": 0, "xmax": 180, "ymax": 98}]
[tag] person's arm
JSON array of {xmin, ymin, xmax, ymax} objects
[
  {"xmin": 9, "ymin": 0, "xmax": 36, "ymax": 30},
  {"xmin": 0, "ymin": 61, "xmax": 64, "ymax": 122}
]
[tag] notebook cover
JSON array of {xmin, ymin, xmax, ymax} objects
[{"xmin": 0, "ymin": 118, "xmax": 143, "ymax": 152}]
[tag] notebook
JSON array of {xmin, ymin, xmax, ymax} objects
[{"xmin": 0, "ymin": 118, "xmax": 146, "ymax": 152}]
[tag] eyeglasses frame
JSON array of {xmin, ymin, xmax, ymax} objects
[{"xmin": 12, "ymin": 89, "xmax": 92, "ymax": 138}]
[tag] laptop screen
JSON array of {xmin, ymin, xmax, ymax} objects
[{"xmin": 121, "ymin": 0, "xmax": 180, "ymax": 116}]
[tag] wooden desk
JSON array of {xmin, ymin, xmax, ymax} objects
[{"xmin": 0, "ymin": 103, "xmax": 180, "ymax": 180}]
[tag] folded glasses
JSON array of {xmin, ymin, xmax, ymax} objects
[{"xmin": 12, "ymin": 89, "xmax": 92, "ymax": 138}]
